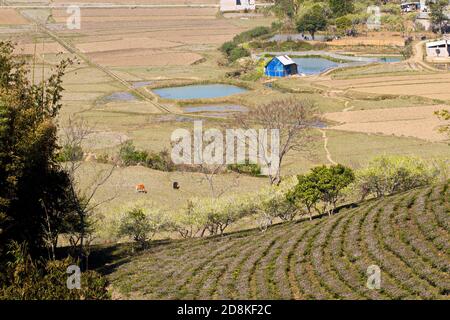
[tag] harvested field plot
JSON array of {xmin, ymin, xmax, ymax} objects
[
  {"xmin": 13, "ymin": 41, "xmax": 68, "ymax": 55},
  {"xmin": 107, "ymin": 184, "xmax": 450, "ymax": 300},
  {"xmin": 318, "ymin": 73, "xmax": 450, "ymax": 100},
  {"xmin": 0, "ymin": 9, "xmax": 28, "ymax": 25},
  {"xmin": 87, "ymin": 50, "xmax": 203, "ymax": 67},
  {"xmin": 325, "ymin": 105, "xmax": 449, "ymax": 142}
]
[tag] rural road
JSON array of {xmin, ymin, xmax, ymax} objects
[
  {"xmin": 319, "ymin": 129, "xmax": 337, "ymax": 165},
  {"xmin": 408, "ymin": 40, "xmax": 440, "ymax": 72}
]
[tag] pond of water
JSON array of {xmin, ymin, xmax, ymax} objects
[
  {"xmin": 153, "ymin": 84, "xmax": 248, "ymax": 100},
  {"xmin": 292, "ymin": 55, "xmax": 403, "ymax": 75},
  {"xmin": 293, "ymin": 57, "xmax": 341, "ymax": 75}
]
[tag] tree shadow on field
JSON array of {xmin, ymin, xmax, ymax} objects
[{"xmin": 88, "ymin": 240, "xmax": 172, "ymax": 276}]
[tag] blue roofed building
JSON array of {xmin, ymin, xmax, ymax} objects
[{"xmin": 264, "ymin": 55, "xmax": 298, "ymax": 77}]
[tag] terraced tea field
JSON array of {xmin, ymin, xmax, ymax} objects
[{"xmin": 108, "ymin": 183, "xmax": 450, "ymax": 300}]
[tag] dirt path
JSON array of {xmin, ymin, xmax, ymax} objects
[
  {"xmin": 319, "ymin": 129, "xmax": 337, "ymax": 165},
  {"xmin": 342, "ymin": 101, "xmax": 354, "ymax": 112},
  {"xmin": 409, "ymin": 41, "xmax": 439, "ymax": 72}
]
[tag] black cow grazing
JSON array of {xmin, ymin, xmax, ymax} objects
[{"xmin": 173, "ymin": 182, "xmax": 180, "ymax": 190}]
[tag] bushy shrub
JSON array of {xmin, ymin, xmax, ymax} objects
[
  {"xmin": 119, "ymin": 141, "xmax": 147, "ymax": 165},
  {"xmin": 145, "ymin": 149, "xmax": 175, "ymax": 172},
  {"xmin": 401, "ymin": 43, "xmax": 413, "ymax": 59},
  {"xmin": 228, "ymin": 47, "xmax": 250, "ymax": 62},
  {"xmin": 0, "ymin": 242, "xmax": 109, "ymax": 300},
  {"xmin": 355, "ymin": 155, "xmax": 438, "ymax": 200},
  {"xmin": 255, "ymin": 177, "xmax": 299, "ymax": 230},
  {"xmin": 117, "ymin": 207, "xmax": 168, "ymax": 248},
  {"xmin": 57, "ymin": 144, "xmax": 84, "ymax": 162},
  {"xmin": 119, "ymin": 141, "xmax": 175, "ymax": 171},
  {"xmin": 227, "ymin": 161, "xmax": 261, "ymax": 176},
  {"xmin": 220, "ymin": 41, "xmax": 237, "ymax": 55},
  {"xmin": 233, "ymin": 26, "xmax": 271, "ymax": 44},
  {"xmin": 170, "ymin": 194, "xmax": 257, "ymax": 238},
  {"xmin": 335, "ymin": 16, "xmax": 352, "ymax": 33},
  {"xmin": 220, "ymin": 26, "xmax": 269, "ymax": 64}
]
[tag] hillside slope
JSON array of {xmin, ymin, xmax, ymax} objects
[{"xmin": 107, "ymin": 183, "xmax": 449, "ymax": 300}]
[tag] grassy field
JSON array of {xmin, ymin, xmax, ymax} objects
[{"xmin": 101, "ymin": 183, "xmax": 449, "ymax": 299}]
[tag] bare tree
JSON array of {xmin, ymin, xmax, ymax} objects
[
  {"xmin": 172, "ymin": 126, "xmax": 241, "ymax": 199},
  {"xmin": 60, "ymin": 116, "xmax": 119, "ymax": 269},
  {"xmin": 234, "ymin": 98, "xmax": 319, "ymax": 185}
]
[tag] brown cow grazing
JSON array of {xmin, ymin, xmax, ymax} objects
[
  {"xmin": 136, "ymin": 184, "xmax": 147, "ymax": 194},
  {"xmin": 173, "ymin": 182, "xmax": 180, "ymax": 190}
]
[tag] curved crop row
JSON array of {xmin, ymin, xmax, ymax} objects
[{"xmin": 108, "ymin": 184, "xmax": 450, "ymax": 300}]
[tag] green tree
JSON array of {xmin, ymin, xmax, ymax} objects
[
  {"xmin": 335, "ymin": 16, "xmax": 352, "ymax": 34},
  {"xmin": 329, "ymin": 0, "xmax": 354, "ymax": 18},
  {"xmin": 430, "ymin": 0, "xmax": 448, "ymax": 34},
  {"xmin": 289, "ymin": 164, "xmax": 354, "ymax": 218},
  {"xmin": 0, "ymin": 41, "xmax": 76, "ymax": 263},
  {"xmin": 287, "ymin": 174, "xmax": 321, "ymax": 221},
  {"xmin": 273, "ymin": 0, "xmax": 300, "ymax": 22},
  {"xmin": 311, "ymin": 164, "xmax": 355, "ymax": 215},
  {"xmin": 296, "ymin": 5, "xmax": 328, "ymax": 40}
]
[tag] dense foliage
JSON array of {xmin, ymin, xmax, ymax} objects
[
  {"xmin": 227, "ymin": 161, "xmax": 262, "ymax": 176},
  {"xmin": 119, "ymin": 141, "xmax": 175, "ymax": 171},
  {"xmin": 0, "ymin": 242, "xmax": 109, "ymax": 300},
  {"xmin": 0, "ymin": 41, "xmax": 108, "ymax": 300},
  {"xmin": 355, "ymin": 155, "xmax": 438, "ymax": 200},
  {"xmin": 288, "ymin": 164, "xmax": 355, "ymax": 219},
  {"xmin": 296, "ymin": 5, "xmax": 328, "ymax": 40},
  {"xmin": 329, "ymin": 0, "xmax": 354, "ymax": 18},
  {"xmin": 0, "ymin": 41, "xmax": 76, "ymax": 260}
]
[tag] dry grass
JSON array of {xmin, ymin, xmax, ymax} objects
[{"xmin": 325, "ymin": 105, "xmax": 449, "ymax": 142}]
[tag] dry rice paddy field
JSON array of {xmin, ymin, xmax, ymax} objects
[
  {"xmin": 317, "ymin": 73, "xmax": 450, "ymax": 101},
  {"xmin": 325, "ymin": 105, "xmax": 449, "ymax": 142},
  {"xmin": 105, "ymin": 183, "xmax": 450, "ymax": 300}
]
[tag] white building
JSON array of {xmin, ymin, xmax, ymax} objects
[
  {"xmin": 426, "ymin": 39, "xmax": 450, "ymax": 58},
  {"xmin": 220, "ymin": 0, "xmax": 256, "ymax": 12}
]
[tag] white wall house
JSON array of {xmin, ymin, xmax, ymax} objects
[
  {"xmin": 426, "ymin": 39, "xmax": 450, "ymax": 58},
  {"xmin": 220, "ymin": 0, "xmax": 256, "ymax": 12}
]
